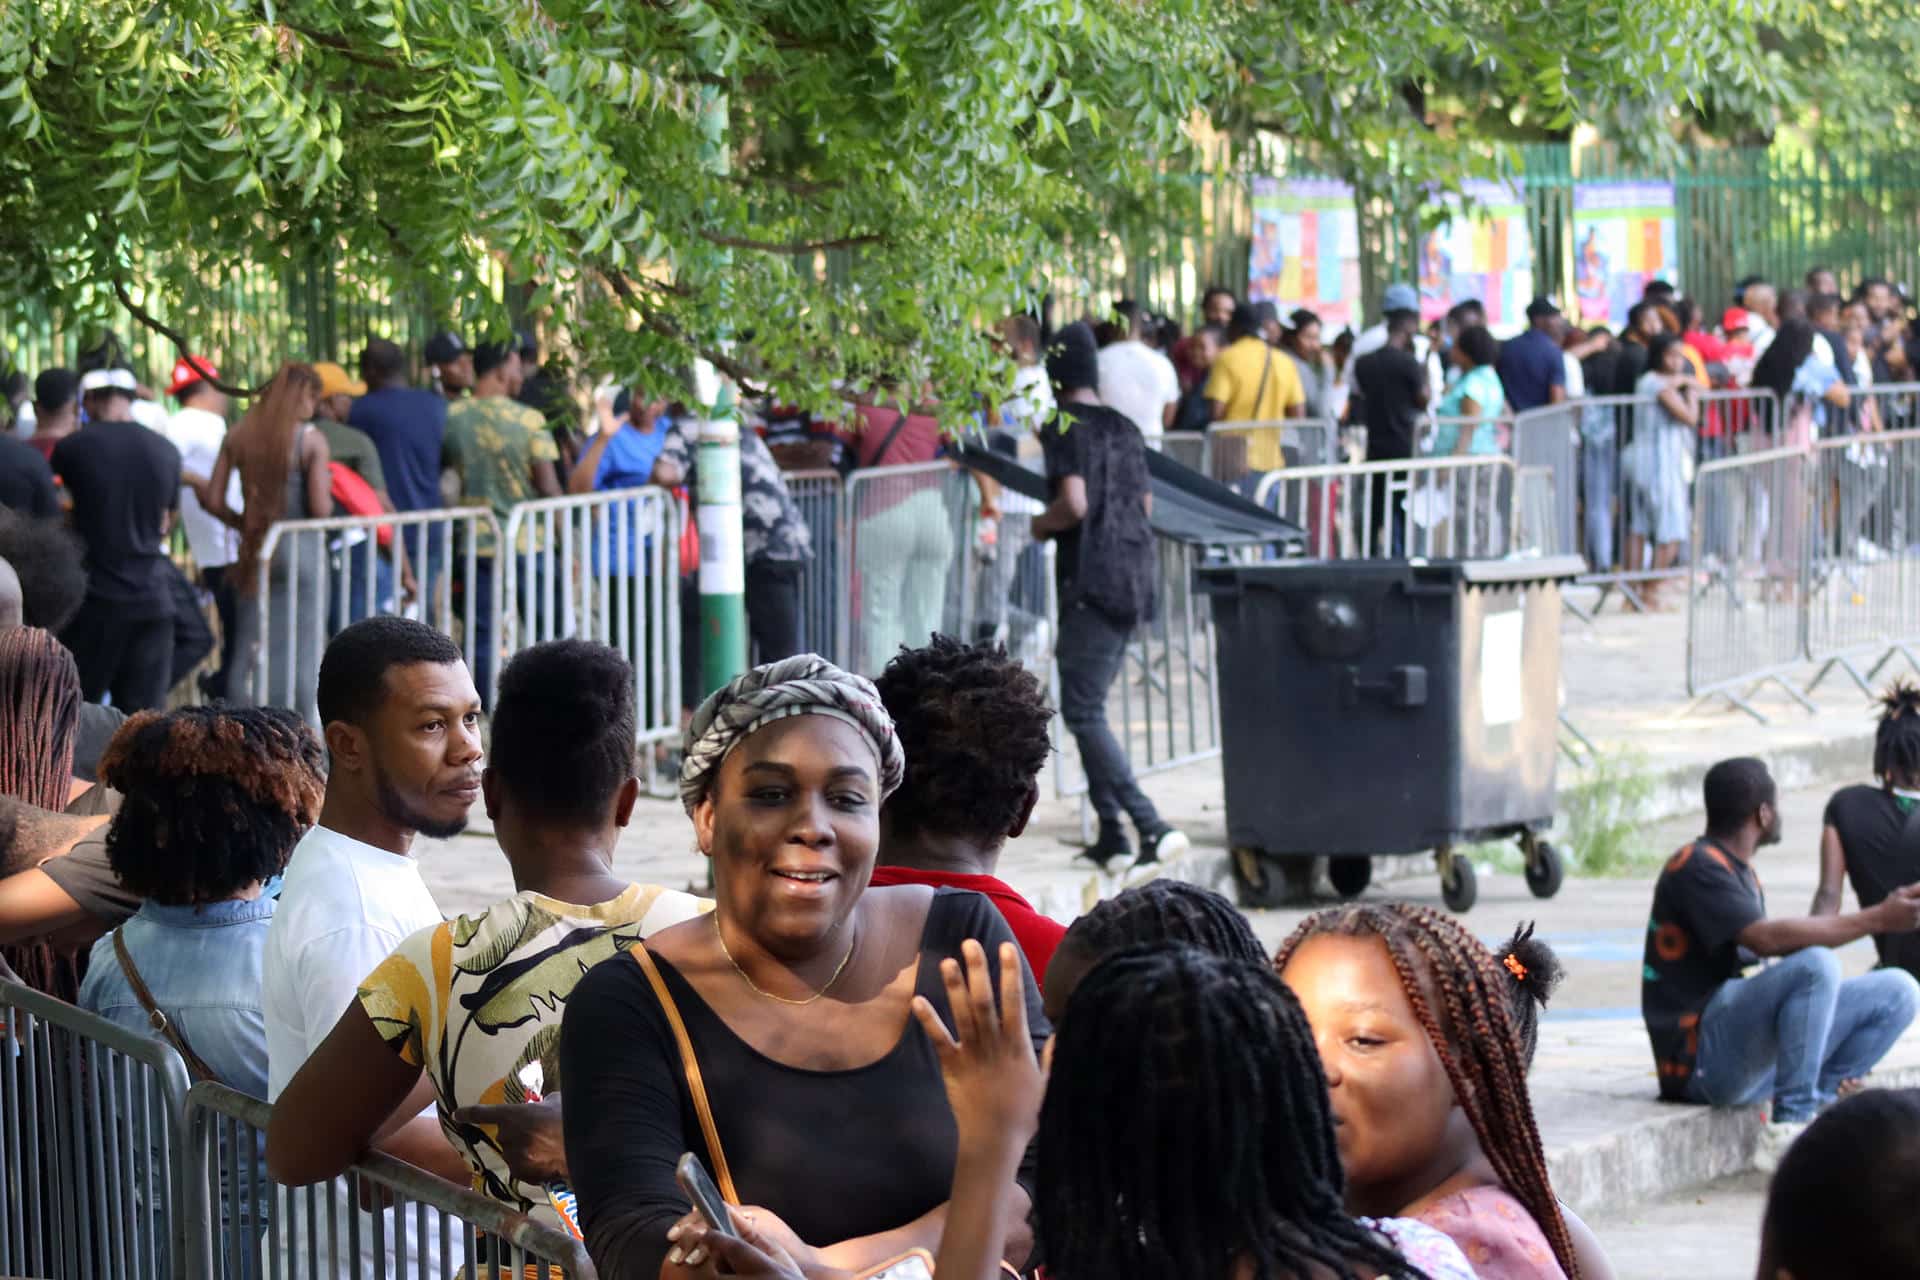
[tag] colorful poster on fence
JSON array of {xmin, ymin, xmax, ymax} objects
[
  {"xmin": 1247, "ymin": 177, "xmax": 1362, "ymax": 328},
  {"xmin": 1572, "ymin": 181, "xmax": 1678, "ymax": 327},
  {"xmin": 1417, "ymin": 180, "xmax": 1535, "ymax": 334}
]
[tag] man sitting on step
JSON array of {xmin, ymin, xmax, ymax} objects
[{"xmin": 1641, "ymin": 756, "xmax": 1920, "ymax": 1164}]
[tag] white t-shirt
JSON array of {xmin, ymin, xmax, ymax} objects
[
  {"xmin": 1096, "ymin": 340, "xmax": 1178, "ymax": 440},
  {"xmin": 1000, "ymin": 363, "xmax": 1055, "ymax": 438},
  {"xmin": 165, "ymin": 406, "xmax": 242, "ymax": 570},
  {"xmin": 263, "ymin": 824, "xmax": 445, "ymax": 1279},
  {"xmin": 129, "ymin": 397, "xmax": 170, "ymax": 433}
]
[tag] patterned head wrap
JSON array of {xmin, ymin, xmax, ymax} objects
[{"xmin": 679, "ymin": 654, "xmax": 906, "ymax": 813}]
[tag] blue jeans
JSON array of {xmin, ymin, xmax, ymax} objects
[
  {"xmin": 1688, "ymin": 948, "xmax": 1920, "ymax": 1123},
  {"xmin": 1056, "ymin": 601, "xmax": 1162, "ymax": 838}
]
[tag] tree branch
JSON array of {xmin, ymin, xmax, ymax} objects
[
  {"xmin": 697, "ymin": 230, "xmax": 882, "ymax": 254},
  {"xmin": 112, "ymin": 279, "xmax": 271, "ymax": 398}
]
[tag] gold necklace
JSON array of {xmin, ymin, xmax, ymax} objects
[{"xmin": 713, "ymin": 913, "xmax": 856, "ymax": 1006}]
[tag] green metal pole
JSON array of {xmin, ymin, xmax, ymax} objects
[{"xmin": 695, "ymin": 87, "xmax": 748, "ymax": 693}]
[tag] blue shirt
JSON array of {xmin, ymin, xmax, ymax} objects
[
  {"xmin": 1494, "ymin": 327, "xmax": 1566, "ymax": 413},
  {"xmin": 594, "ymin": 419, "xmax": 671, "ymax": 490},
  {"xmin": 1434, "ymin": 364, "xmax": 1506, "ymax": 456},
  {"xmin": 79, "ymin": 895, "xmax": 277, "ymax": 1098},
  {"xmin": 349, "ymin": 387, "xmax": 449, "ymax": 513}
]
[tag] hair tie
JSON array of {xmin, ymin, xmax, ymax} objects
[{"xmin": 1503, "ymin": 953, "xmax": 1529, "ymax": 982}]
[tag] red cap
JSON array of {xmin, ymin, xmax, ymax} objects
[
  {"xmin": 1720, "ymin": 307, "xmax": 1751, "ymax": 334},
  {"xmin": 166, "ymin": 356, "xmax": 219, "ymax": 397}
]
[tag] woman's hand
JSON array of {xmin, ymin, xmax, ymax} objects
[
  {"xmin": 450, "ymin": 1098, "xmax": 567, "ymax": 1183},
  {"xmin": 912, "ymin": 940, "xmax": 1044, "ymax": 1151},
  {"xmin": 666, "ymin": 1208, "xmax": 844, "ymax": 1280}
]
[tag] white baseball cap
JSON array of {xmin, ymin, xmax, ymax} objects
[{"xmin": 77, "ymin": 368, "xmax": 138, "ymax": 394}]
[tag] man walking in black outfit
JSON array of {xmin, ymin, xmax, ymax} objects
[
  {"xmin": 1350, "ymin": 305, "xmax": 1430, "ymax": 556},
  {"xmin": 1034, "ymin": 322, "xmax": 1189, "ymax": 871},
  {"xmin": 52, "ymin": 370, "xmax": 182, "ymax": 711}
]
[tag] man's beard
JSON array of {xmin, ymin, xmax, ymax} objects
[{"xmin": 371, "ymin": 756, "xmax": 470, "ymax": 840}]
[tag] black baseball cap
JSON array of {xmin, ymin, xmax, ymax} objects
[
  {"xmin": 424, "ymin": 331, "xmax": 468, "ymax": 365},
  {"xmin": 1525, "ymin": 296, "xmax": 1561, "ymax": 320}
]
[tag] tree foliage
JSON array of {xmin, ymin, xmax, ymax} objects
[{"xmin": 0, "ymin": 0, "xmax": 1828, "ymax": 403}]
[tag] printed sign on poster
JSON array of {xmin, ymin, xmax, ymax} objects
[
  {"xmin": 1572, "ymin": 182, "xmax": 1678, "ymax": 328},
  {"xmin": 1416, "ymin": 181, "xmax": 1536, "ymax": 335},
  {"xmin": 1247, "ymin": 177, "xmax": 1362, "ymax": 329}
]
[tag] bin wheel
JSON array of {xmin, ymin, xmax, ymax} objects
[
  {"xmin": 1232, "ymin": 849, "xmax": 1307, "ymax": 910},
  {"xmin": 1441, "ymin": 855, "xmax": 1478, "ymax": 913},
  {"xmin": 1526, "ymin": 841, "xmax": 1566, "ymax": 900},
  {"xmin": 1328, "ymin": 856, "xmax": 1373, "ymax": 899}
]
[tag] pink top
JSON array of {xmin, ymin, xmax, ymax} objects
[{"xmin": 1414, "ymin": 1185, "xmax": 1567, "ymax": 1280}]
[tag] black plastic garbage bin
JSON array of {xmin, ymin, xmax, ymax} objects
[{"xmin": 1197, "ymin": 555, "xmax": 1585, "ymax": 912}]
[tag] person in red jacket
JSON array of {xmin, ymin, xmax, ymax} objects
[{"xmin": 869, "ymin": 634, "xmax": 1066, "ymax": 985}]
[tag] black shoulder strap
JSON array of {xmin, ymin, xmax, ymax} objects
[
  {"xmin": 869, "ymin": 407, "xmax": 913, "ymax": 467},
  {"xmin": 1250, "ymin": 344, "xmax": 1274, "ymax": 417}
]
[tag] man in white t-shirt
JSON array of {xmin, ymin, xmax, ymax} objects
[
  {"xmin": 1096, "ymin": 308, "xmax": 1179, "ymax": 443},
  {"xmin": 263, "ymin": 616, "xmax": 484, "ymax": 1278},
  {"xmin": 162, "ymin": 357, "xmax": 245, "ymax": 695}
]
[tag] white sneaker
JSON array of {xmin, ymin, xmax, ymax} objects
[{"xmin": 1752, "ymin": 1119, "xmax": 1809, "ymax": 1174}]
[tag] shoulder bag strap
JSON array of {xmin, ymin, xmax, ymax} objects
[
  {"xmin": 1251, "ymin": 344, "xmax": 1274, "ymax": 418},
  {"xmin": 869, "ymin": 407, "xmax": 913, "ymax": 468},
  {"xmin": 630, "ymin": 946, "xmax": 740, "ymax": 1204},
  {"xmin": 112, "ymin": 929, "xmax": 224, "ymax": 1085}
]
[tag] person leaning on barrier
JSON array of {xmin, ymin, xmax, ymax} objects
[
  {"xmin": 269, "ymin": 640, "xmax": 709, "ymax": 1225},
  {"xmin": 559, "ymin": 655, "xmax": 1047, "ymax": 1279},
  {"xmin": 1810, "ymin": 682, "xmax": 1920, "ymax": 981},
  {"xmin": 207, "ymin": 362, "xmax": 333, "ymax": 719}
]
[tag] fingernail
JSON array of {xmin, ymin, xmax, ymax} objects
[
  {"xmin": 667, "ymin": 1225, "xmax": 681, "ymax": 1241},
  {"xmin": 667, "ymin": 1247, "xmax": 683, "ymax": 1265},
  {"xmin": 687, "ymin": 1248, "xmax": 706, "ymax": 1266}
]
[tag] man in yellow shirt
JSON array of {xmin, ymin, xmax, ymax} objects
[{"xmin": 1205, "ymin": 301, "xmax": 1305, "ymax": 470}]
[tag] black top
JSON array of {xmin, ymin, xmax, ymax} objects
[
  {"xmin": 1041, "ymin": 403, "xmax": 1154, "ymax": 625},
  {"xmin": 1641, "ymin": 839, "xmax": 1766, "ymax": 1100},
  {"xmin": 0, "ymin": 435, "xmax": 58, "ymax": 517},
  {"xmin": 1351, "ymin": 345, "xmax": 1428, "ymax": 460},
  {"xmin": 560, "ymin": 888, "xmax": 1048, "ymax": 1280},
  {"xmin": 49, "ymin": 420, "xmax": 181, "ymax": 613},
  {"xmin": 1827, "ymin": 785, "xmax": 1920, "ymax": 975}
]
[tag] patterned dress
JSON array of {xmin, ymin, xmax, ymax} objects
[{"xmin": 1413, "ymin": 1185, "xmax": 1568, "ymax": 1280}]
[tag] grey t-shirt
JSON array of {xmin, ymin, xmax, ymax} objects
[{"xmin": 40, "ymin": 786, "xmax": 139, "ymax": 926}]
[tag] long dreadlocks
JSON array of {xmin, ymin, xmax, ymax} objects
[
  {"xmin": 1875, "ymin": 679, "xmax": 1920, "ymax": 790},
  {"xmin": 0, "ymin": 627, "xmax": 82, "ymax": 998},
  {"xmin": 1062, "ymin": 879, "xmax": 1269, "ymax": 966},
  {"xmin": 1274, "ymin": 904, "xmax": 1580, "ymax": 1279},
  {"xmin": 1039, "ymin": 946, "xmax": 1429, "ymax": 1280}
]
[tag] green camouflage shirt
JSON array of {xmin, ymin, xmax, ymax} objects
[{"xmin": 442, "ymin": 395, "xmax": 559, "ymax": 555}]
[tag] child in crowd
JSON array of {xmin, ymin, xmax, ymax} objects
[{"xmin": 1279, "ymin": 903, "xmax": 1581, "ymax": 1279}]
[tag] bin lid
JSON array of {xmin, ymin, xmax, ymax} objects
[
  {"xmin": 1456, "ymin": 555, "xmax": 1586, "ymax": 586},
  {"xmin": 1196, "ymin": 554, "xmax": 1586, "ymax": 593}
]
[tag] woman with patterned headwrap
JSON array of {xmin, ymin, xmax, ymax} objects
[{"xmin": 561, "ymin": 654, "xmax": 1048, "ymax": 1280}]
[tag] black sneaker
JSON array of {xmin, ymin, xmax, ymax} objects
[
  {"xmin": 1134, "ymin": 827, "xmax": 1191, "ymax": 868},
  {"xmin": 1074, "ymin": 827, "xmax": 1134, "ymax": 872}
]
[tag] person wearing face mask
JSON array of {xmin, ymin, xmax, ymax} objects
[
  {"xmin": 1641, "ymin": 757, "xmax": 1920, "ymax": 1169},
  {"xmin": 206, "ymin": 362, "xmax": 333, "ymax": 722},
  {"xmin": 559, "ymin": 655, "xmax": 1047, "ymax": 1280}
]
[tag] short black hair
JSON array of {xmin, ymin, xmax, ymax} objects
[
  {"xmin": 1703, "ymin": 756, "xmax": 1774, "ymax": 836},
  {"xmin": 1643, "ymin": 279, "xmax": 1678, "ymax": 303},
  {"xmin": 1456, "ymin": 324, "xmax": 1499, "ymax": 368},
  {"xmin": 490, "ymin": 640, "xmax": 638, "ymax": 825},
  {"xmin": 473, "ymin": 340, "xmax": 516, "ymax": 379},
  {"xmin": 360, "ymin": 338, "xmax": 407, "ymax": 385},
  {"xmin": 34, "ymin": 368, "xmax": 76, "ymax": 414},
  {"xmin": 875, "ymin": 635, "xmax": 1052, "ymax": 846},
  {"xmin": 316, "ymin": 616, "xmax": 465, "ymax": 730},
  {"xmin": 517, "ymin": 329, "xmax": 539, "ymax": 360},
  {"xmin": 1626, "ymin": 300, "xmax": 1661, "ymax": 331},
  {"xmin": 1809, "ymin": 292, "xmax": 1843, "ymax": 321},
  {"xmin": 1763, "ymin": 1089, "xmax": 1920, "ymax": 1277},
  {"xmin": 98, "ymin": 707, "xmax": 325, "ymax": 905},
  {"xmin": 1385, "ymin": 308, "xmax": 1420, "ymax": 336},
  {"xmin": 0, "ymin": 510, "xmax": 86, "ymax": 633},
  {"xmin": 1227, "ymin": 302, "xmax": 1264, "ymax": 342},
  {"xmin": 1201, "ymin": 286, "xmax": 1236, "ymax": 309},
  {"xmin": 1493, "ymin": 921, "xmax": 1565, "ymax": 1068},
  {"xmin": 1446, "ymin": 299, "xmax": 1485, "ymax": 326}
]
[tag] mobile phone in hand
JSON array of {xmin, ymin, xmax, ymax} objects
[{"xmin": 675, "ymin": 1152, "xmax": 737, "ymax": 1239}]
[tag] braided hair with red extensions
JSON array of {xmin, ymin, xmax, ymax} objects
[
  {"xmin": 1275, "ymin": 903, "xmax": 1580, "ymax": 1279},
  {"xmin": 0, "ymin": 627, "xmax": 82, "ymax": 998}
]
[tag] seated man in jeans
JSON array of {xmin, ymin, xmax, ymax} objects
[{"xmin": 1642, "ymin": 756, "xmax": 1920, "ymax": 1163}]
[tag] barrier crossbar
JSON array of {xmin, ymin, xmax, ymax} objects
[
  {"xmin": 1, "ymin": 978, "xmax": 193, "ymax": 1280},
  {"xmin": 1251, "ymin": 454, "xmax": 1518, "ymax": 561},
  {"xmin": 1204, "ymin": 417, "xmax": 1339, "ymax": 482}
]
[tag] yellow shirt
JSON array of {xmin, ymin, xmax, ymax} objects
[{"xmin": 1205, "ymin": 337, "xmax": 1305, "ymax": 470}]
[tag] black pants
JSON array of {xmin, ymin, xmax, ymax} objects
[
  {"xmin": 678, "ymin": 560, "xmax": 807, "ymax": 710},
  {"xmin": 199, "ymin": 566, "xmax": 239, "ymax": 692},
  {"xmin": 62, "ymin": 596, "xmax": 172, "ymax": 712},
  {"xmin": 166, "ymin": 563, "xmax": 214, "ymax": 688},
  {"xmin": 1055, "ymin": 601, "xmax": 1162, "ymax": 835}
]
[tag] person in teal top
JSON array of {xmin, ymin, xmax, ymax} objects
[{"xmin": 1433, "ymin": 326, "xmax": 1506, "ymax": 455}]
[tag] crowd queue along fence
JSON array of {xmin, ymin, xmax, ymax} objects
[{"xmin": 0, "ymin": 978, "xmax": 596, "ymax": 1280}]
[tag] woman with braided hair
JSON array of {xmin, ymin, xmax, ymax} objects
[
  {"xmin": 1811, "ymin": 679, "xmax": 1920, "ymax": 980},
  {"xmin": 1041, "ymin": 877, "xmax": 1268, "ymax": 1020},
  {"xmin": 0, "ymin": 625, "xmax": 84, "ymax": 997},
  {"xmin": 1279, "ymin": 902, "xmax": 1579, "ymax": 1279},
  {"xmin": 560, "ymin": 654, "xmax": 1048, "ymax": 1280}
]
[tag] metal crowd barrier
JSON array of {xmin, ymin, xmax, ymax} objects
[
  {"xmin": 1511, "ymin": 400, "xmax": 1585, "ymax": 561},
  {"xmin": 1803, "ymin": 424, "xmax": 1920, "ymax": 695},
  {"xmin": 1514, "ymin": 465, "xmax": 1562, "ymax": 558},
  {"xmin": 499, "ymin": 488, "xmax": 682, "ymax": 777},
  {"xmin": 1686, "ymin": 443, "xmax": 1816, "ymax": 720},
  {"xmin": 1204, "ymin": 417, "xmax": 1338, "ymax": 482},
  {"xmin": 1, "ymin": 978, "xmax": 193, "ymax": 1280},
  {"xmin": 1158, "ymin": 432, "xmax": 1208, "ymax": 473},
  {"xmin": 183, "ymin": 1082, "xmax": 593, "ymax": 1280},
  {"xmin": 1251, "ymin": 454, "xmax": 1518, "ymax": 561},
  {"xmin": 247, "ymin": 508, "xmax": 503, "ymax": 725},
  {"xmin": 783, "ymin": 470, "xmax": 851, "ymax": 666}
]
